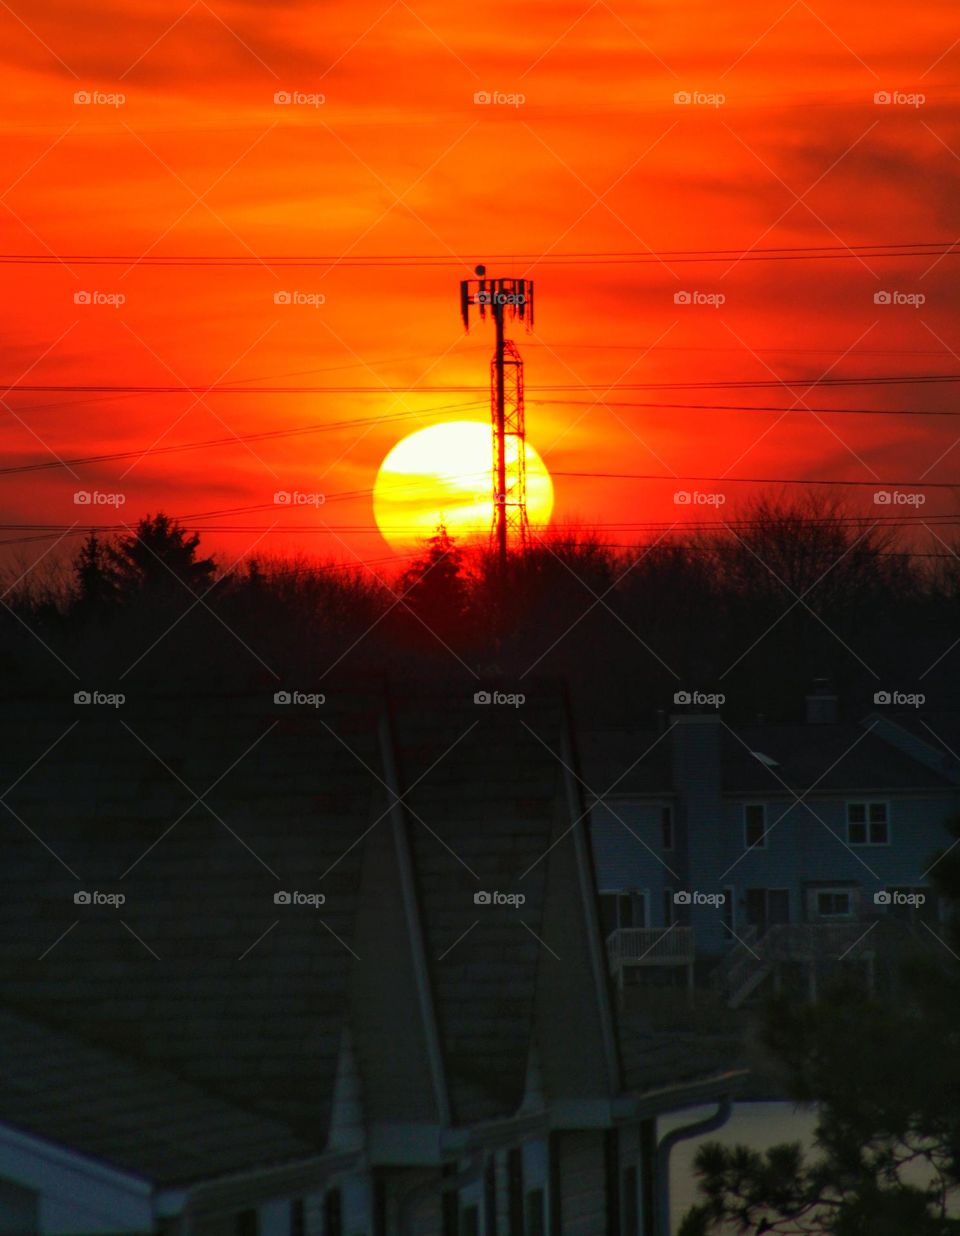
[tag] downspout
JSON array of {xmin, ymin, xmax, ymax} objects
[
  {"xmin": 654, "ymin": 1097, "xmax": 732, "ymax": 1236},
  {"xmin": 398, "ymin": 1152, "xmax": 487, "ymax": 1236}
]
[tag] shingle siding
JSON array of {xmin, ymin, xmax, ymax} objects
[{"xmin": 558, "ymin": 1131, "xmax": 608, "ymax": 1236}]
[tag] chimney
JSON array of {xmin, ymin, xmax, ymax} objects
[{"xmin": 806, "ymin": 676, "xmax": 839, "ymax": 724}]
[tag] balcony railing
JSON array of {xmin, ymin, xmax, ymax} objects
[
  {"xmin": 606, "ymin": 926, "xmax": 696, "ymax": 969},
  {"xmin": 761, "ymin": 920, "xmax": 877, "ymax": 961}
]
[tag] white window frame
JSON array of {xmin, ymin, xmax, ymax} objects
[
  {"xmin": 812, "ymin": 886, "xmax": 856, "ymax": 919},
  {"xmin": 743, "ymin": 803, "xmax": 768, "ymax": 849},
  {"xmin": 660, "ymin": 804, "xmax": 674, "ymax": 851},
  {"xmin": 722, "ymin": 884, "xmax": 736, "ymax": 937},
  {"xmin": 599, "ymin": 890, "xmax": 648, "ymax": 931},
  {"xmin": 846, "ymin": 800, "xmax": 891, "ymax": 847}
]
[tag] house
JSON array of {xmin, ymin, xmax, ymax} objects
[
  {"xmin": 0, "ymin": 687, "xmax": 744, "ymax": 1235},
  {"xmin": 584, "ymin": 686, "xmax": 960, "ymax": 1005}
]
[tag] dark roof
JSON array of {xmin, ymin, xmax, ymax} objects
[
  {"xmin": 728, "ymin": 723, "xmax": 957, "ymax": 793},
  {"xmin": 0, "ymin": 690, "xmax": 379, "ymax": 1147},
  {"xmin": 580, "ymin": 718, "xmax": 957, "ymax": 797},
  {"xmin": 618, "ymin": 1016, "xmax": 744, "ymax": 1095},
  {"xmin": 869, "ymin": 710, "xmax": 960, "ymax": 780},
  {"xmin": 392, "ymin": 689, "xmax": 564, "ymax": 1125},
  {"xmin": 578, "ymin": 728, "xmax": 672, "ymax": 796},
  {"xmin": 0, "ymin": 687, "xmax": 740, "ymax": 1177},
  {"xmin": 0, "ymin": 1007, "xmax": 315, "ymax": 1186}
]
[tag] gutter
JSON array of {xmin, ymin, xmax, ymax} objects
[
  {"xmin": 654, "ymin": 1096, "xmax": 733, "ymax": 1236},
  {"xmin": 173, "ymin": 1149, "xmax": 364, "ymax": 1231},
  {"xmin": 612, "ymin": 1068, "xmax": 748, "ymax": 1123}
]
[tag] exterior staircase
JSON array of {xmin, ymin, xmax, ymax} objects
[
  {"xmin": 712, "ymin": 922, "xmax": 880, "ymax": 1008},
  {"xmin": 710, "ymin": 926, "xmax": 768, "ymax": 1007}
]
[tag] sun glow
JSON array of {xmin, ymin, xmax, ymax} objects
[{"xmin": 373, "ymin": 421, "xmax": 554, "ymax": 551}]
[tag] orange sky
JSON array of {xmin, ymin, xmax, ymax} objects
[{"xmin": 2, "ymin": 0, "xmax": 960, "ymax": 567}]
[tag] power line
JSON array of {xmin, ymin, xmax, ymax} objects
[
  {"xmin": 7, "ymin": 511, "xmax": 958, "ymax": 537},
  {"xmin": 1, "ymin": 241, "xmax": 958, "ymax": 266},
  {"xmin": 8, "ymin": 374, "xmax": 960, "ymax": 395},
  {"xmin": 552, "ymin": 472, "xmax": 960, "ymax": 489},
  {"xmin": 0, "ymin": 400, "xmax": 487, "ymax": 477},
  {"xmin": 537, "ymin": 400, "xmax": 960, "ymax": 417}
]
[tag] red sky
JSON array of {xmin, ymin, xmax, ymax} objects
[{"xmin": 2, "ymin": 0, "xmax": 960, "ymax": 567}]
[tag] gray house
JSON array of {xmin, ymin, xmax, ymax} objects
[
  {"xmin": 585, "ymin": 689, "xmax": 960, "ymax": 1005},
  {"xmin": 0, "ymin": 688, "xmax": 743, "ymax": 1235}
]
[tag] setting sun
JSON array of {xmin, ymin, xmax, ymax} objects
[{"xmin": 373, "ymin": 421, "xmax": 554, "ymax": 551}]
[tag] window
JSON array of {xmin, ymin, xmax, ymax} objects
[
  {"xmin": 442, "ymin": 1164, "xmax": 459, "ymax": 1236},
  {"xmin": 661, "ymin": 805, "xmax": 674, "ymax": 850},
  {"xmin": 235, "ymin": 1212, "xmax": 258, "ymax": 1236},
  {"xmin": 743, "ymin": 804, "xmax": 767, "ymax": 848},
  {"xmin": 484, "ymin": 1157, "xmax": 498, "ymax": 1236},
  {"xmin": 525, "ymin": 1190, "xmax": 545, "ymax": 1236},
  {"xmin": 847, "ymin": 802, "xmax": 889, "ymax": 845},
  {"xmin": 461, "ymin": 1205, "xmax": 480, "ymax": 1236},
  {"xmin": 325, "ymin": 1188, "xmax": 343, "ymax": 1236},
  {"xmin": 816, "ymin": 889, "xmax": 853, "ymax": 918},
  {"xmin": 600, "ymin": 892, "xmax": 647, "ymax": 933},
  {"xmin": 663, "ymin": 888, "xmax": 674, "ymax": 926},
  {"xmin": 721, "ymin": 886, "xmax": 735, "ymax": 939},
  {"xmin": 622, "ymin": 1165, "xmax": 639, "ymax": 1236},
  {"xmin": 507, "ymin": 1149, "xmax": 523, "ymax": 1236}
]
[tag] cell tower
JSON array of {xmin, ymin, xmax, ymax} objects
[{"xmin": 459, "ymin": 264, "xmax": 535, "ymax": 568}]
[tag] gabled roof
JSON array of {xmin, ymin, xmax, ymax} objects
[
  {"xmin": 579, "ymin": 717, "xmax": 959, "ymax": 797},
  {"xmin": 391, "ymin": 689, "xmax": 565, "ymax": 1125},
  {"xmin": 0, "ymin": 685, "xmax": 740, "ymax": 1181},
  {"xmin": 0, "ymin": 1006, "xmax": 315, "ymax": 1186},
  {"xmin": 727, "ymin": 723, "xmax": 957, "ymax": 793},
  {"xmin": 0, "ymin": 690, "xmax": 379, "ymax": 1145}
]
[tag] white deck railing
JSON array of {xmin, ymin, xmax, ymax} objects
[
  {"xmin": 762, "ymin": 921, "xmax": 876, "ymax": 961},
  {"xmin": 606, "ymin": 926, "xmax": 696, "ymax": 968}
]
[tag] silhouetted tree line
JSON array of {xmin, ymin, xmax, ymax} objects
[
  {"xmin": 681, "ymin": 815, "xmax": 960, "ymax": 1235},
  {"xmin": 1, "ymin": 495, "xmax": 957, "ymax": 723}
]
